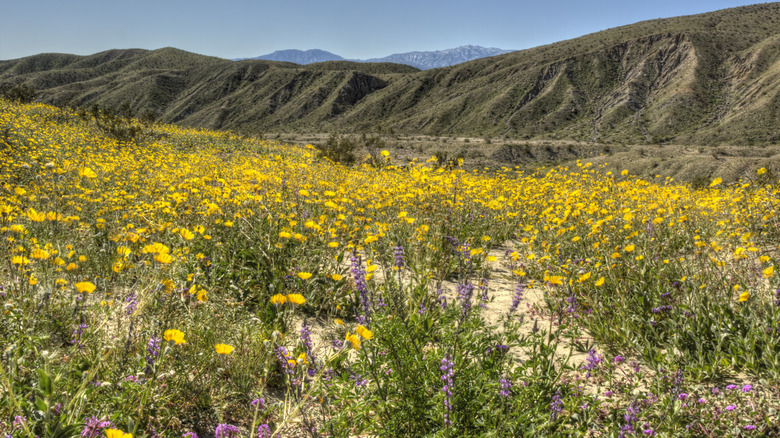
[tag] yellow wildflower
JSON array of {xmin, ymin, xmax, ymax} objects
[
  {"xmin": 286, "ymin": 294, "xmax": 306, "ymax": 305},
  {"xmin": 75, "ymin": 281, "xmax": 96, "ymax": 293},
  {"xmin": 214, "ymin": 344, "xmax": 234, "ymax": 355},
  {"xmin": 163, "ymin": 329, "xmax": 186, "ymax": 344}
]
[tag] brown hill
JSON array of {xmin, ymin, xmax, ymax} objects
[{"xmin": 2, "ymin": 3, "xmax": 779, "ymax": 145}]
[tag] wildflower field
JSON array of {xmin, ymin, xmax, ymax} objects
[{"xmin": 1, "ymin": 98, "xmax": 780, "ymax": 437}]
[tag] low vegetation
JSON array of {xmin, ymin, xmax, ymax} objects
[{"xmin": 1, "ymin": 99, "xmax": 780, "ymax": 437}]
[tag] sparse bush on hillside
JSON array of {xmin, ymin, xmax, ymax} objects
[
  {"xmin": 75, "ymin": 102, "xmax": 145, "ymax": 144},
  {"xmin": 362, "ymin": 133, "xmax": 387, "ymax": 167},
  {"xmin": 0, "ymin": 82, "xmax": 36, "ymax": 103},
  {"xmin": 316, "ymin": 133, "xmax": 357, "ymax": 164}
]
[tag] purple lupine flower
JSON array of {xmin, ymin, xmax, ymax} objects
[
  {"xmin": 257, "ymin": 424, "xmax": 271, "ymax": 438},
  {"xmin": 418, "ymin": 303, "xmax": 427, "ymax": 314},
  {"xmin": 145, "ymin": 337, "xmax": 162, "ymax": 374},
  {"xmin": 275, "ymin": 346, "xmax": 294, "ymax": 375},
  {"xmin": 251, "ymin": 398, "xmax": 265, "ymax": 410},
  {"xmin": 619, "ymin": 402, "xmax": 640, "ymax": 438},
  {"xmin": 71, "ymin": 323, "xmax": 88, "ymax": 349},
  {"xmin": 350, "ymin": 253, "xmax": 371, "ymax": 324},
  {"xmin": 457, "ymin": 282, "xmax": 474, "ymax": 314},
  {"xmin": 509, "ymin": 283, "xmax": 524, "ymax": 313},
  {"xmin": 440, "ymin": 355, "xmax": 455, "ymax": 426},
  {"xmin": 550, "ymin": 389, "xmax": 563, "ymax": 419},
  {"xmin": 581, "ymin": 349, "xmax": 603, "ymax": 378},
  {"xmin": 393, "ymin": 245, "xmax": 405, "ymax": 269},
  {"xmin": 479, "ymin": 278, "xmax": 489, "ymax": 308},
  {"xmin": 673, "ymin": 368, "xmax": 685, "ymax": 395},
  {"xmin": 499, "ymin": 377, "xmax": 512, "ymax": 397},
  {"xmin": 436, "ymin": 288, "xmax": 447, "ymax": 309},
  {"xmin": 300, "ymin": 323, "xmax": 316, "ymax": 365},
  {"xmin": 125, "ymin": 292, "xmax": 138, "ymax": 316},
  {"xmin": 12, "ymin": 416, "xmax": 26, "ymax": 430},
  {"xmin": 81, "ymin": 417, "xmax": 114, "ymax": 438},
  {"xmin": 215, "ymin": 424, "xmax": 240, "ymax": 438},
  {"xmin": 351, "ymin": 373, "xmax": 368, "ymax": 387},
  {"xmin": 331, "ymin": 339, "xmax": 344, "ymax": 350},
  {"xmin": 566, "ymin": 291, "xmax": 578, "ymax": 314}
]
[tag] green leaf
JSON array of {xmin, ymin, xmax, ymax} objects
[{"xmin": 37, "ymin": 368, "xmax": 53, "ymax": 396}]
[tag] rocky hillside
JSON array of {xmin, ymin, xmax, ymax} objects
[{"xmin": 1, "ymin": 3, "xmax": 779, "ymax": 145}]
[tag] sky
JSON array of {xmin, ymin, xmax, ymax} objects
[{"xmin": 0, "ymin": 0, "xmax": 771, "ymax": 61}]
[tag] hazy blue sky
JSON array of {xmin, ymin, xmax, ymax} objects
[{"xmin": 0, "ymin": 0, "xmax": 769, "ymax": 60}]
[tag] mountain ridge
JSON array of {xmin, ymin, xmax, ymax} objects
[
  {"xmin": 2, "ymin": 3, "xmax": 779, "ymax": 145},
  {"xmin": 237, "ymin": 45, "xmax": 513, "ymax": 70}
]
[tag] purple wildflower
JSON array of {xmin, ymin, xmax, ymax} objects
[
  {"xmin": 12, "ymin": 416, "xmax": 26, "ymax": 430},
  {"xmin": 440, "ymin": 355, "xmax": 455, "ymax": 426},
  {"xmin": 71, "ymin": 323, "xmax": 88, "ymax": 349},
  {"xmin": 257, "ymin": 424, "xmax": 271, "ymax": 438},
  {"xmin": 125, "ymin": 292, "xmax": 138, "ymax": 316},
  {"xmin": 275, "ymin": 346, "xmax": 294, "ymax": 375},
  {"xmin": 479, "ymin": 278, "xmax": 489, "ymax": 308},
  {"xmin": 251, "ymin": 398, "xmax": 265, "ymax": 410},
  {"xmin": 510, "ymin": 283, "xmax": 524, "ymax": 313},
  {"xmin": 215, "ymin": 424, "xmax": 240, "ymax": 438},
  {"xmin": 393, "ymin": 245, "xmax": 405, "ymax": 269},
  {"xmin": 742, "ymin": 384, "xmax": 753, "ymax": 393},
  {"xmin": 183, "ymin": 433, "xmax": 198, "ymax": 438},
  {"xmin": 300, "ymin": 323, "xmax": 316, "ymax": 364},
  {"xmin": 145, "ymin": 337, "xmax": 162, "ymax": 374},
  {"xmin": 457, "ymin": 282, "xmax": 474, "ymax": 314},
  {"xmin": 550, "ymin": 389, "xmax": 563, "ymax": 419},
  {"xmin": 581, "ymin": 349, "xmax": 603, "ymax": 378},
  {"xmin": 351, "ymin": 373, "xmax": 368, "ymax": 387},
  {"xmin": 614, "ymin": 355, "xmax": 624, "ymax": 364},
  {"xmin": 436, "ymin": 288, "xmax": 447, "ymax": 309},
  {"xmin": 499, "ymin": 377, "xmax": 512, "ymax": 397},
  {"xmin": 81, "ymin": 417, "xmax": 114, "ymax": 438},
  {"xmin": 350, "ymin": 253, "xmax": 371, "ymax": 324},
  {"xmin": 619, "ymin": 402, "xmax": 640, "ymax": 438}
]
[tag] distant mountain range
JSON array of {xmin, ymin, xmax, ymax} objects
[
  {"xmin": 239, "ymin": 45, "xmax": 514, "ymax": 70},
  {"xmin": 2, "ymin": 3, "xmax": 780, "ymax": 146}
]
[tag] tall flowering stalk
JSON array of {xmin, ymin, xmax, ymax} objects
[
  {"xmin": 479, "ymin": 278, "xmax": 489, "ymax": 308},
  {"xmin": 145, "ymin": 337, "xmax": 162, "ymax": 375},
  {"xmin": 509, "ymin": 283, "xmax": 524, "ymax": 313},
  {"xmin": 440, "ymin": 355, "xmax": 455, "ymax": 426},
  {"xmin": 350, "ymin": 252, "xmax": 371, "ymax": 325},
  {"xmin": 300, "ymin": 322, "xmax": 317, "ymax": 375},
  {"xmin": 457, "ymin": 282, "xmax": 474, "ymax": 315},
  {"xmin": 393, "ymin": 244, "xmax": 405, "ymax": 270}
]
